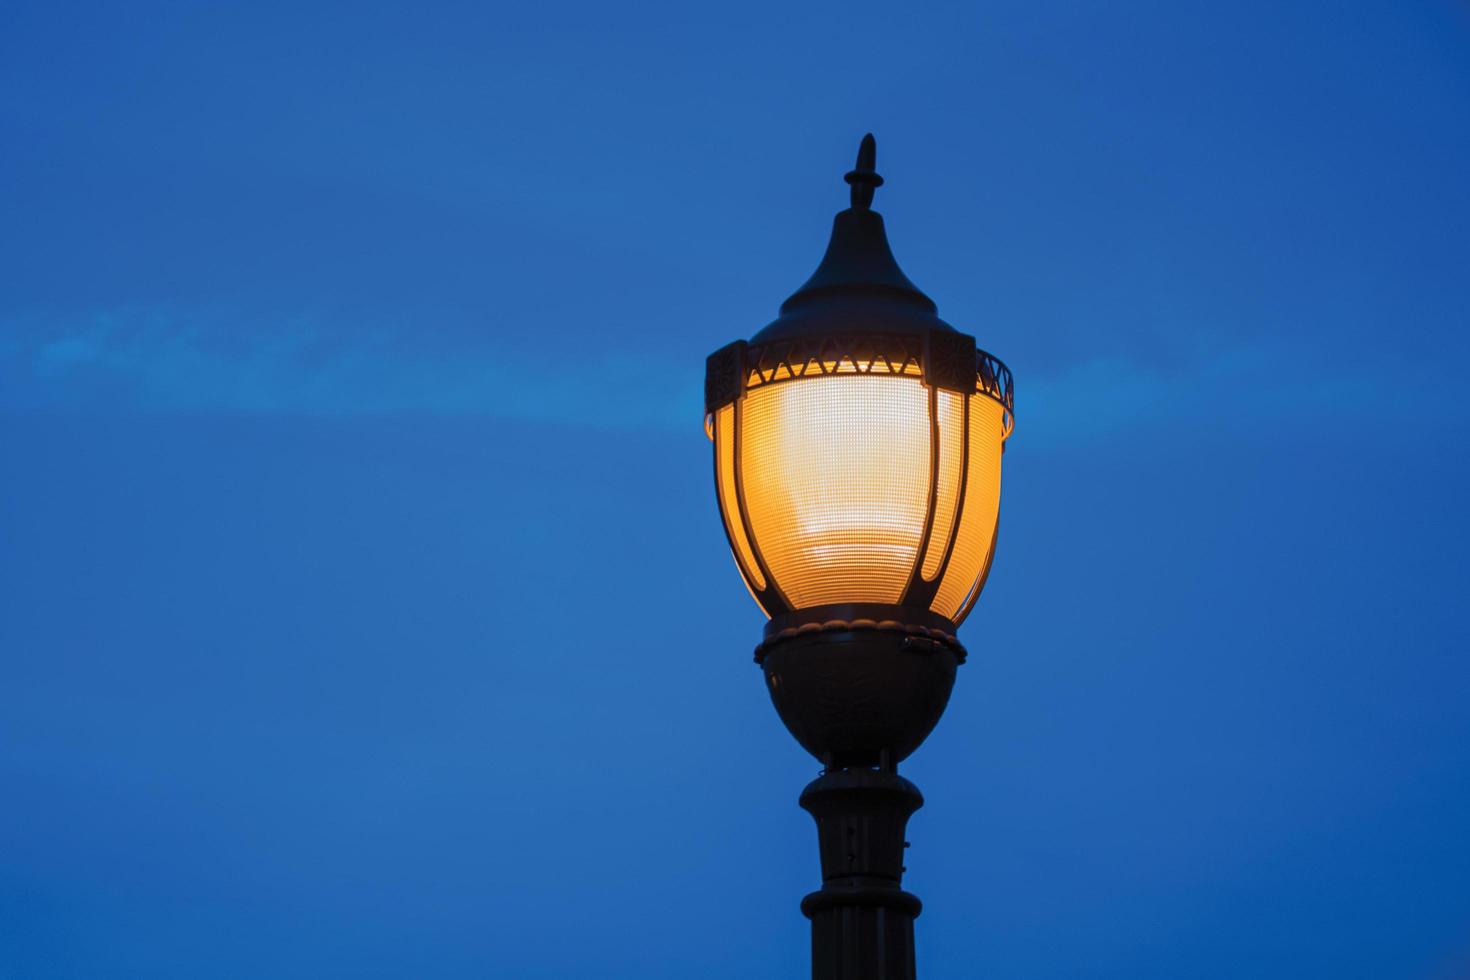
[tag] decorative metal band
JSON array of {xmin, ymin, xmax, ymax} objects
[
  {"xmin": 801, "ymin": 887, "xmax": 923, "ymax": 918},
  {"xmin": 705, "ymin": 330, "xmax": 1015, "ymax": 435},
  {"xmin": 705, "ymin": 340, "xmax": 746, "ymax": 414},
  {"xmin": 924, "ymin": 329, "xmax": 976, "ymax": 393},
  {"xmin": 977, "ymin": 349, "xmax": 1015, "ymax": 436},
  {"xmin": 753, "ymin": 616, "xmax": 968, "ymax": 665},
  {"xmin": 743, "ymin": 332, "xmax": 923, "ymax": 394}
]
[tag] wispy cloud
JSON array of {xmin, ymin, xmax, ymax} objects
[
  {"xmin": 1, "ymin": 308, "xmax": 1459, "ymax": 446},
  {"xmin": 0, "ymin": 308, "xmax": 705, "ymax": 432},
  {"xmin": 1019, "ymin": 335, "xmax": 1462, "ymax": 449}
]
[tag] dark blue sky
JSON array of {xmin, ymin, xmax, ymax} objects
[{"xmin": 2, "ymin": 2, "xmax": 1468, "ymax": 977}]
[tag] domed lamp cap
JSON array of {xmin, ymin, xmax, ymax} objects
[{"xmin": 752, "ymin": 134, "xmax": 954, "ymax": 346}]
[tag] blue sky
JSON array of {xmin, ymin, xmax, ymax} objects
[{"xmin": 2, "ymin": 1, "xmax": 1468, "ymax": 977}]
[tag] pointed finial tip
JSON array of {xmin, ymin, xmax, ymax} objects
[{"xmin": 844, "ymin": 133, "xmax": 884, "ymax": 210}]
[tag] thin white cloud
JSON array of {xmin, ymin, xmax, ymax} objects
[
  {"xmin": 1018, "ymin": 336, "xmax": 1461, "ymax": 449},
  {"xmin": 1, "ymin": 309, "xmax": 1458, "ymax": 446},
  {"xmin": 0, "ymin": 309, "xmax": 704, "ymax": 432}
]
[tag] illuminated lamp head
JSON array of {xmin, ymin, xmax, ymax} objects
[{"xmin": 705, "ymin": 135, "xmax": 1014, "ymax": 768}]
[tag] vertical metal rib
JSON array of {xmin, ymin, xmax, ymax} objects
[
  {"xmin": 732, "ymin": 397, "xmax": 792, "ymax": 614},
  {"xmin": 899, "ymin": 385, "xmax": 942, "ymax": 606},
  {"xmin": 955, "ymin": 510, "xmax": 1000, "ymax": 626},
  {"xmin": 712, "ymin": 408, "xmax": 767, "ymax": 608},
  {"xmin": 926, "ymin": 392, "xmax": 972, "ymax": 609}
]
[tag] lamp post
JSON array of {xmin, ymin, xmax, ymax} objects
[{"xmin": 704, "ymin": 135, "xmax": 1014, "ymax": 980}]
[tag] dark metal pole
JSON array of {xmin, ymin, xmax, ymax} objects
[
  {"xmin": 705, "ymin": 135, "xmax": 1016, "ymax": 979},
  {"xmin": 800, "ymin": 767, "xmax": 925, "ymax": 980},
  {"xmin": 757, "ymin": 620, "xmax": 958, "ymax": 980}
]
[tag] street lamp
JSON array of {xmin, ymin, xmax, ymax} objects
[{"xmin": 704, "ymin": 135, "xmax": 1014, "ymax": 979}]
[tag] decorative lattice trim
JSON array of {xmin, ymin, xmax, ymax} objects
[
  {"xmin": 707, "ymin": 331, "xmax": 1015, "ymax": 438},
  {"xmin": 754, "ymin": 617, "xmax": 968, "ymax": 664}
]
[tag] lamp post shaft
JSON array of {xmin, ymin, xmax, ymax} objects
[
  {"xmin": 800, "ymin": 768, "xmax": 924, "ymax": 980},
  {"xmin": 704, "ymin": 136, "xmax": 1014, "ymax": 978}
]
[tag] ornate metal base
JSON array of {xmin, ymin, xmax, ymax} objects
[
  {"xmin": 759, "ymin": 601, "xmax": 962, "ymax": 976},
  {"xmin": 801, "ymin": 768, "xmax": 925, "ymax": 980},
  {"xmin": 758, "ymin": 604, "xmax": 963, "ymax": 768}
]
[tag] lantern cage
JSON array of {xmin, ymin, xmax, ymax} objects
[{"xmin": 704, "ymin": 135, "xmax": 1014, "ymax": 768}]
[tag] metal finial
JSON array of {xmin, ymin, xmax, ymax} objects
[{"xmin": 844, "ymin": 133, "xmax": 884, "ymax": 210}]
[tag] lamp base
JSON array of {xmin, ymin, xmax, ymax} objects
[
  {"xmin": 800, "ymin": 767, "xmax": 924, "ymax": 980},
  {"xmin": 758, "ymin": 604, "xmax": 962, "ymax": 768}
]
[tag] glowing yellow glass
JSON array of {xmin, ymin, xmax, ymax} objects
[
  {"xmin": 920, "ymin": 389, "xmax": 965, "ymax": 582},
  {"xmin": 714, "ymin": 404, "xmax": 766, "ymax": 592},
  {"xmin": 740, "ymin": 375, "xmax": 932, "ymax": 608},
  {"xmin": 711, "ymin": 371, "xmax": 1006, "ymax": 625},
  {"xmin": 931, "ymin": 395, "xmax": 1005, "ymax": 620}
]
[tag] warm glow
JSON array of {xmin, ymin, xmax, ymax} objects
[
  {"xmin": 714, "ymin": 404, "xmax": 766, "ymax": 592},
  {"xmin": 742, "ymin": 375, "xmax": 932, "ymax": 608},
  {"xmin": 712, "ymin": 372, "xmax": 1005, "ymax": 624},
  {"xmin": 920, "ymin": 389, "xmax": 965, "ymax": 582},
  {"xmin": 932, "ymin": 394, "xmax": 1005, "ymax": 620}
]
